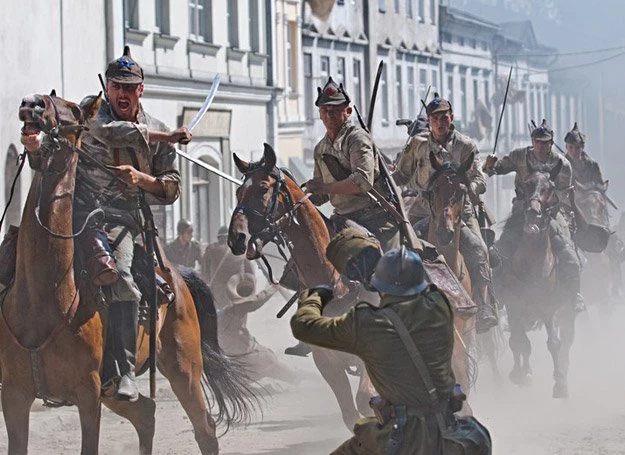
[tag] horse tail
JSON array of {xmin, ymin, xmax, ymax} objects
[{"xmin": 180, "ymin": 268, "xmax": 262, "ymax": 431}]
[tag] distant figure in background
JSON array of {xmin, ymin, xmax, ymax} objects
[
  {"xmin": 165, "ymin": 219, "xmax": 202, "ymax": 270},
  {"xmin": 203, "ymin": 226, "xmax": 254, "ymax": 306},
  {"xmin": 219, "ymin": 273, "xmax": 299, "ymax": 385}
]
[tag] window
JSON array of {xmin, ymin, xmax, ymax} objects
[
  {"xmin": 473, "ymin": 79, "xmax": 479, "ymax": 112},
  {"xmin": 394, "ymin": 0, "xmax": 400, "ymax": 13},
  {"xmin": 484, "ymin": 79, "xmax": 490, "ymax": 105},
  {"xmin": 442, "ymin": 32, "xmax": 452, "ymax": 43},
  {"xmin": 431, "ymin": 69, "xmax": 438, "ymax": 94},
  {"xmin": 286, "ymin": 23, "xmax": 294, "ymax": 92},
  {"xmin": 419, "ymin": 68, "xmax": 427, "ymax": 96},
  {"xmin": 320, "ymin": 55, "xmax": 330, "ymax": 78},
  {"xmin": 481, "ymin": 41, "xmax": 488, "ymax": 51},
  {"xmin": 249, "ymin": 0, "xmax": 261, "ymax": 53},
  {"xmin": 430, "ymin": 0, "xmax": 436, "ymax": 24},
  {"xmin": 406, "ymin": 0, "xmax": 413, "ymax": 18},
  {"xmin": 155, "ymin": 0, "xmax": 169, "ymax": 34},
  {"xmin": 407, "ymin": 66, "xmax": 415, "ymax": 117},
  {"xmin": 458, "ymin": 37, "xmax": 465, "ymax": 46},
  {"xmin": 418, "ymin": 0, "xmax": 425, "ymax": 22},
  {"xmin": 304, "ymin": 53, "xmax": 314, "ymax": 121},
  {"xmin": 460, "ymin": 75, "xmax": 467, "ymax": 124},
  {"xmin": 336, "ymin": 57, "xmax": 346, "ymax": 85},
  {"xmin": 353, "ymin": 59, "xmax": 363, "ymax": 110},
  {"xmin": 227, "ymin": 0, "xmax": 239, "ymax": 48},
  {"xmin": 447, "ymin": 74, "xmax": 453, "ymax": 104},
  {"xmin": 189, "ymin": 0, "xmax": 212, "ymax": 42},
  {"xmin": 379, "ymin": 0, "xmax": 386, "ymax": 13},
  {"xmin": 192, "ymin": 163, "xmax": 210, "ymax": 244},
  {"xmin": 396, "ymin": 65, "xmax": 403, "ymax": 118},
  {"xmin": 381, "ymin": 65, "xmax": 389, "ymax": 125},
  {"xmin": 125, "ymin": 0, "xmax": 139, "ymax": 29}
]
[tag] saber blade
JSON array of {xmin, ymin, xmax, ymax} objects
[
  {"xmin": 187, "ymin": 73, "xmax": 221, "ymax": 131},
  {"xmin": 175, "ymin": 147, "xmax": 242, "ymax": 185}
]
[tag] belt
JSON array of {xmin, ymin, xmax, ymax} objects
[{"xmin": 104, "ymin": 198, "xmax": 142, "ymax": 211}]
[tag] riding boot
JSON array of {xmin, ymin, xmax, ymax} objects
[
  {"xmin": 78, "ymin": 228, "xmax": 119, "ymax": 286},
  {"xmin": 109, "ymin": 300, "xmax": 139, "ymax": 401},
  {"xmin": 550, "ymin": 224, "xmax": 586, "ymax": 313}
]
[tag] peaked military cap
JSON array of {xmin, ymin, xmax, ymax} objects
[
  {"xmin": 315, "ymin": 77, "xmax": 351, "ymax": 107},
  {"xmin": 564, "ymin": 122, "xmax": 586, "ymax": 146},
  {"xmin": 105, "ymin": 45, "xmax": 144, "ymax": 84},
  {"xmin": 370, "ymin": 246, "xmax": 428, "ymax": 296},
  {"xmin": 531, "ymin": 119, "xmax": 554, "ymax": 142},
  {"xmin": 425, "ymin": 93, "xmax": 452, "ymax": 116},
  {"xmin": 177, "ymin": 219, "xmax": 192, "ymax": 235}
]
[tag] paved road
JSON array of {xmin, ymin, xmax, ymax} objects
[{"xmin": 2, "ymin": 294, "xmax": 625, "ymax": 454}]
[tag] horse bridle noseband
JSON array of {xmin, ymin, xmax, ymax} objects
[{"xmin": 234, "ymin": 166, "xmax": 311, "ymax": 283}]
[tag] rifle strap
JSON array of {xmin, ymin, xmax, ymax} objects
[{"xmin": 379, "ymin": 306, "xmax": 447, "ymax": 436}]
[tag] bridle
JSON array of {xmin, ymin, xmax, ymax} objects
[
  {"xmin": 233, "ymin": 165, "xmax": 311, "ymax": 282},
  {"xmin": 426, "ymin": 163, "xmax": 468, "ymax": 224},
  {"xmin": 521, "ymin": 172, "xmax": 560, "ymax": 232},
  {"xmin": 31, "ymin": 95, "xmax": 132, "ymax": 239}
]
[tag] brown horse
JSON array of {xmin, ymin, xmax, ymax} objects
[
  {"xmin": 576, "ymin": 180, "xmax": 622, "ymax": 304},
  {"xmin": 494, "ymin": 163, "xmax": 576, "ymax": 398},
  {"xmin": 0, "ymin": 92, "xmax": 257, "ymax": 454},
  {"xmin": 426, "ymin": 152, "xmax": 479, "ymax": 397},
  {"xmin": 228, "ymin": 143, "xmax": 374, "ymax": 429}
]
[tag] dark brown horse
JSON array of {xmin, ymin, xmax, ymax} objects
[
  {"xmin": 228, "ymin": 143, "xmax": 374, "ymax": 429},
  {"xmin": 426, "ymin": 152, "xmax": 480, "ymax": 400},
  {"xmin": 575, "ymin": 180, "xmax": 621, "ymax": 304},
  {"xmin": 494, "ymin": 163, "xmax": 576, "ymax": 398},
  {"xmin": 0, "ymin": 92, "xmax": 257, "ymax": 454}
]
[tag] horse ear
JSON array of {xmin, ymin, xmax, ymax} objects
[
  {"xmin": 262, "ymin": 143, "xmax": 277, "ymax": 172},
  {"xmin": 549, "ymin": 159, "xmax": 563, "ymax": 181},
  {"xmin": 79, "ymin": 93, "xmax": 103, "ymax": 121},
  {"xmin": 459, "ymin": 152, "xmax": 475, "ymax": 175},
  {"xmin": 429, "ymin": 151, "xmax": 443, "ymax": 170},
  {"xmin": 603, "ymin": 179, "xmax": 609, "ymax": 192},
  {"xmin": 50, "ymin": 89, "xmax": 57, "ymax": 97},
  {"xmin": 233, "ymin": 153, "xmax": 249, "ymax": 174}
]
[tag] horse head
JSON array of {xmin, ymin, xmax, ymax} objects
[
  {"xmin": 19, "ymin": 90, "xmax": 101, "ymax": 146},
  {"xmin": 520, "ymin": 161, "xmax": 562, "ymax": 236},
  {"xmin": 229, "ymin": 143, "xmax": 296, "ymax": 259},
  {"xmin": 427, "ymin": 151, "xmax": 473, "ymax": 246},
  {"xmin": 574, "ymin": 180, "xmax": 610, "ymax": 227}
]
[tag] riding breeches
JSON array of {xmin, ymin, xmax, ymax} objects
[
  {"xmin": 345, "ymin": 206, "xmax": 400, "ymax": 251},
  {"xmin": 106, "ymin": 224, "xmax": 142, "ymax": 304}
]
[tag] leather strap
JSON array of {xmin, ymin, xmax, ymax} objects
[{"xmin": 379, "ymin": 306, "xmax": 447, "ymax": 436}]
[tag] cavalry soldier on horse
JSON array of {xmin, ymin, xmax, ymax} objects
[
  {"xmin": 483, "ymin": 120, "xmax": 585, "ymax": 312},
  {"xmin": 392, "ymin": 94, "xmax": 498, "ymax": 333},
  {"xmin": 291, "ymin": 231, "xmax": 491, "ymax": 454},
  {"xmin": 21, "ymin": 46, "xmax": 191, "ymax": 401},
  {"xmin": 564, "ymin": 122, "xmax": 604, "ymax": 186},
  {"xmin": 165, "ymin": 219, "xmax": 202, "ymax": 270},
  {"xmin": 304, "ymin": 76, "xmax": 400, "ymax": 251}
]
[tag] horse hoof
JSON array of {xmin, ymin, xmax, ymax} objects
[
  {"xmin": 509, "ymin": 369, "xmax": 532, "ymax": 386},
  {"xmin": 553, "ymin": 383, "xmax": 569, "ymax": 399}
]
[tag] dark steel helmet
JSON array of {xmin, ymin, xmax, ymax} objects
[
  {"xmin": 370, "ymin": 246, "xmax": 428, "ymax": 296},
  {"xmin": 177, "ymin": 219, "xmax": 192, "ymax": 235}
]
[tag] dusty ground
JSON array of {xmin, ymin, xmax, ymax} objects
[{"xmin": 2, "ymin": 291, "xmax": 625, "ymax": 454}]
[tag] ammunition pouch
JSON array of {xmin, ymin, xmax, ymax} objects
[
  {"xmin": 78, "ymin": 228, "xmax": 119, "ymax": 286},
  {"xmin": 0, "ymin": 225, "xmax": 19, "ymax": 285}
]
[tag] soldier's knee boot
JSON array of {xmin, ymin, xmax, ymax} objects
[
  {"xmin": 79, "ymin": 228, "xmax": 119, "ymax": 286},
  {"xmin": 107, "ymin": 300, "xmax": 139, "ymax": 401}
]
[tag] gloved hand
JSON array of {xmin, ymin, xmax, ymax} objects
[{"xmin": 299, "ymin": 285, "xmax": 334, "ymax": 307}]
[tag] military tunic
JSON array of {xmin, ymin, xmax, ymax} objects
[
  {"xmin": 394, "ymin": 125, "xmax": 486, "ymax": 222},
  {"xmin": 164, "ymin": 238, "xmax": 202, "ymax": 269},
  {"xmin": 313, "ymin": 121, "xmax": 398, "ymax": 249},
  {"xmin": 566, "ymin": 151, "xmax": 604, "ymax": 186},
  {"xmin": 291, "ymin": 287, "xmax": 455, "ymax": 455}
]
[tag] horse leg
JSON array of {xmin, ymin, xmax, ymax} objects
[
  {"xmin": 478, "ymin": 330, "xmax": 503, "ymax": 385},
  {"xmin": 508, "ymin": 317, "xmax": 532, "ymax": 385},
  {"xmin": 554, "ymin": 309, "xmax": 576, "ymax": 399},
  {"xmin": 74, "ymin": 376, "xmax": 104, "ymax": 455},
  {"xmin": 103, "ymin": 396, "xmax": 156, "ymax": 454},
  {"xmin": 1, "ymin": 381, "xmax": 34, "ymax": 455},
  {"xmin": 545, "ymin": 315, "xmax": 566, "ymax": 398},
  {"xmin": 312, "ymin": 348, "xmax": 359, "ymax": 430}
]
